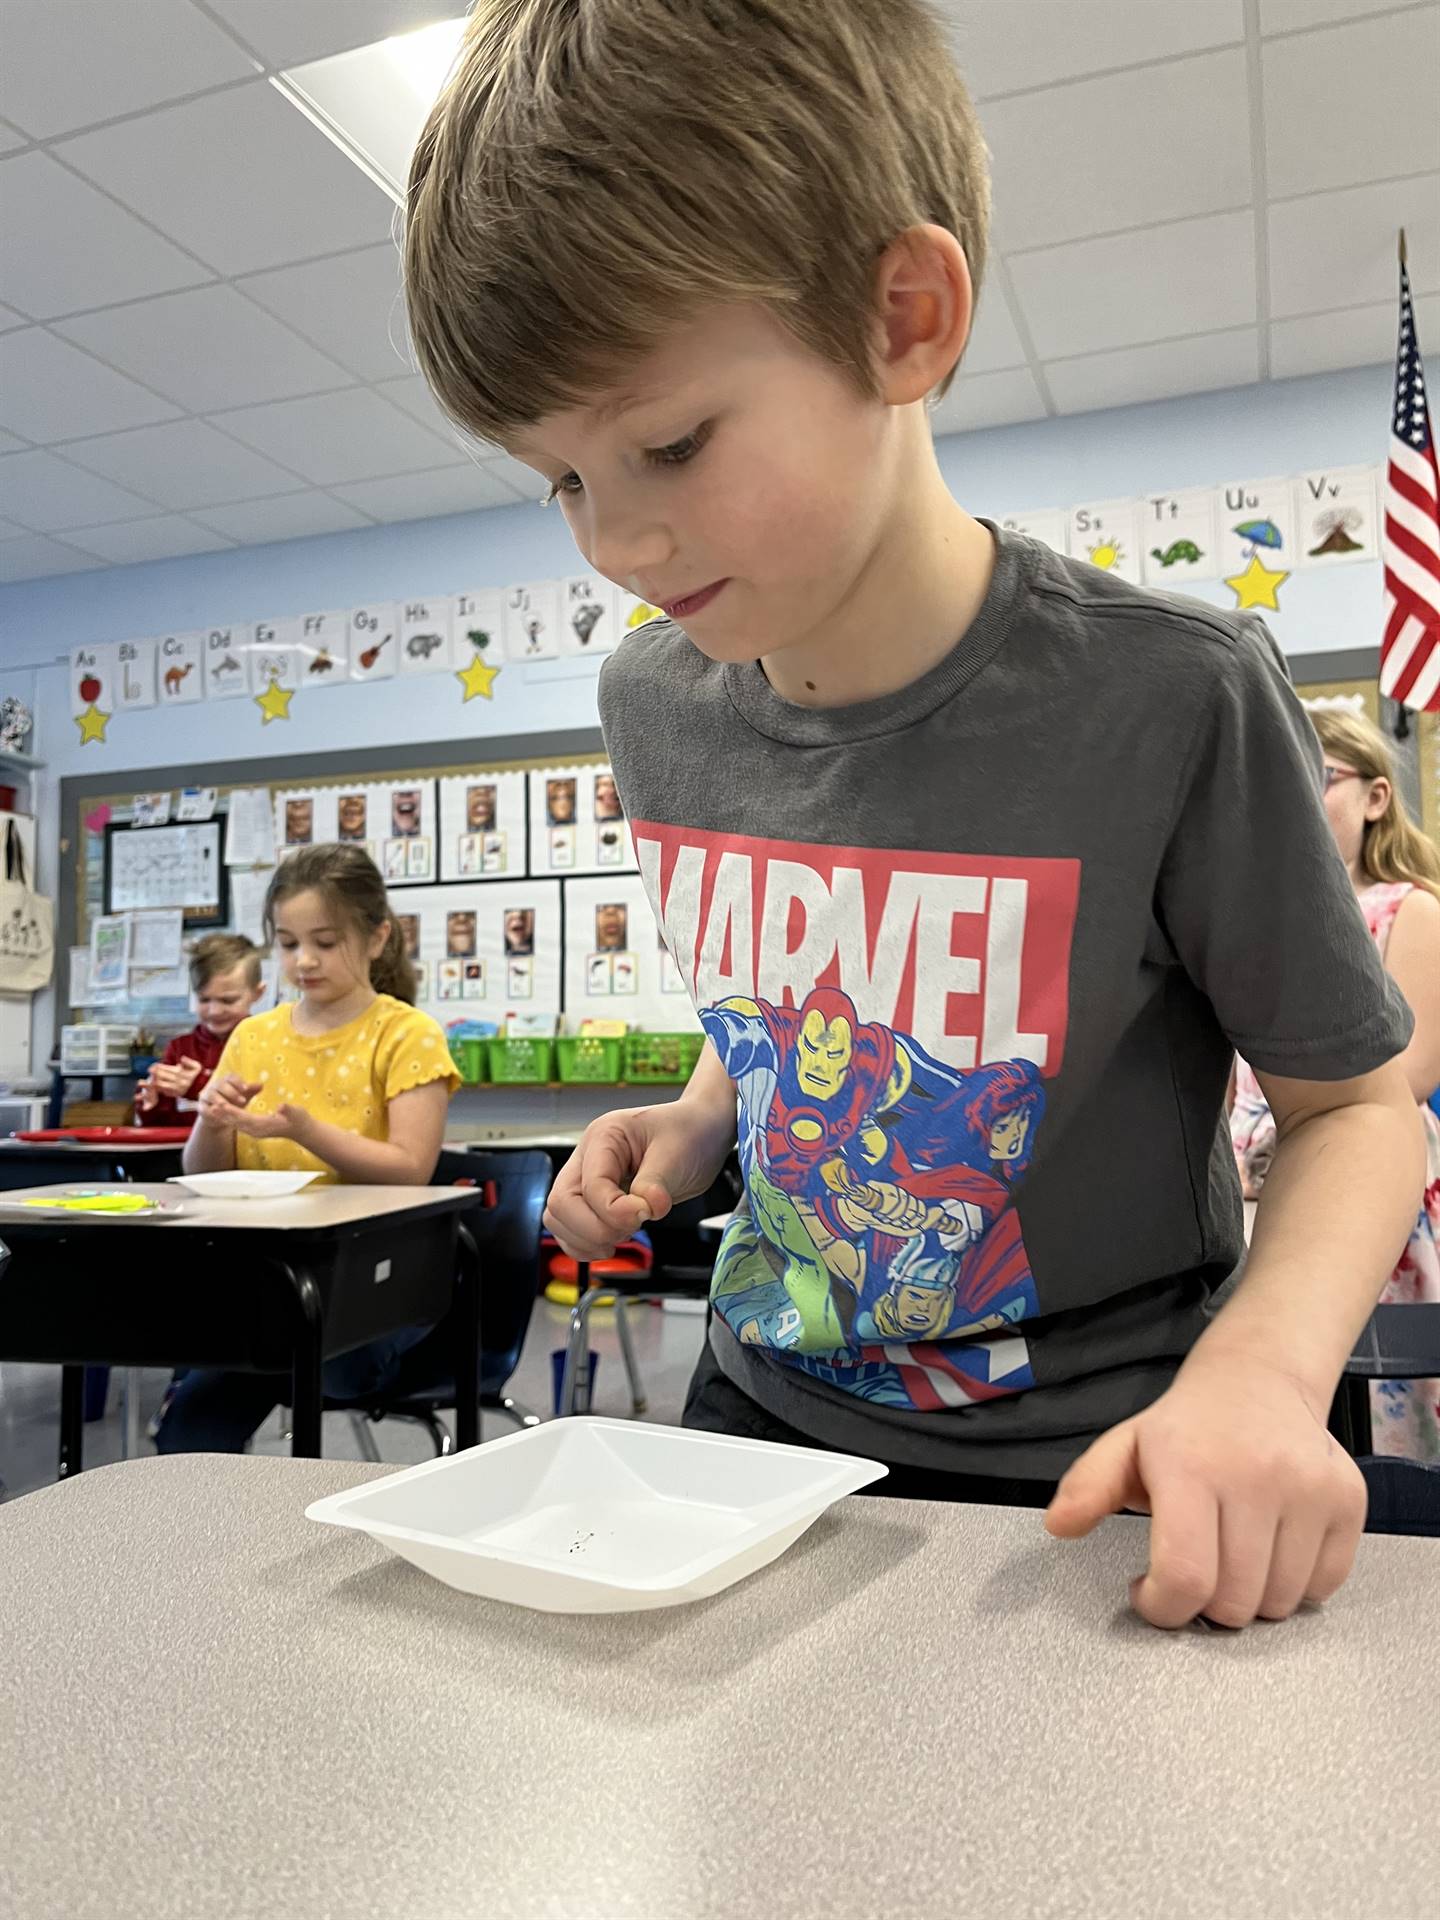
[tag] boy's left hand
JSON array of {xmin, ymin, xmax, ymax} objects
[
  {"xmin": 229, "ymin": 1102, "xmax": 313, "ymax": 1144},
  {"xmin": 1044, "ymin": 1349, "xmax": 1366, "ymax": 1628}
]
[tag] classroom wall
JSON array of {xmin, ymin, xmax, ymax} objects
[{"xmin": 0, "ymin": 362, "xmax": 1396, "ymax": 1075}]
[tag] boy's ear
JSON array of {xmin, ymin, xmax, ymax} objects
[{"xmin": 871, "ymin": 223, "xmax": 974, "ymax": 407}]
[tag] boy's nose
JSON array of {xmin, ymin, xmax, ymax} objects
[{"xmin": 582, "ymin": 505, "xmax": 673, "ymax": 587}]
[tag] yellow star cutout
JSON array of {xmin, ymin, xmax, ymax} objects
[
  {"xmin": 75, "ymin": 702, "xmax": 110, "ymax": 745},
  {"xmin": 456, "ymin": 654, "xmax": 501, "ymax": 702},
  {"xmin": 1225, "ymin": 552, "xmax": 1289, "ymax": 612},
  {"xmin": 255, "ymin": 678, "xmax": 293, "ymax": 724},
  {"xmin": 626, "ymin": 600, "xmax": 662, "ymax": 629}
]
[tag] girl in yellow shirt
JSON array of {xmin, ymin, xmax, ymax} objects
[{"xmin": 156, "ymin": 844, "xmax": 460, "ymax": 1455}]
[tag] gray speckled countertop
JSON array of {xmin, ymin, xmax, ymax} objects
[{"xmin": 1, "ymin": 1455, "xmax": 1434, "ymax": 1920}]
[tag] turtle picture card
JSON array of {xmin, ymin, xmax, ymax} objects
[{"xmin": 1141, "ymin": 489, "xmax": 1217, "ymax": 587}]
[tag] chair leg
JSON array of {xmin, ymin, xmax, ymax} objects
[
  {"xmin": 560, "ymin": 1289, "xmax": 596, "ymax": 1416},
  {"xmin": 418, "ymin": 1412, "xmax": 453, "ymax": 1457},
  {"xmin": 499, "ymin": 1394, "xmax": 542, "ymax": 1430},
  {"xmin": 349, "ymin": 1411, "xmax": 383, "ymax": 1463},
  {"xmin": 614, "ymin": 1298, "xmax": 648, "ymax": 1417}
]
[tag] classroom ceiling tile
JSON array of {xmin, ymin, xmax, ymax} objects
[
  {"xmin": 201, "ymin": 0, "xmax": 459, "ymax": 68},
  {"xmin": 1008, "ymin": 212, "xmax": 1256, "ymax": 360},
  {"xmin": 0, "ymin": 517, "xmax": 26, "ymax": 540},
  {"xmin": 1045, "ymin": 328, "xmax": 1261, "ymax": 415},
  {"xmin": 191, "ymin": 492, "xmax": 374, "ymax": 542},
  {"xmin": 56, "ymin": 286, "xmax": 358, "ymax": 412},
  {"xmin": 0, "ymin": 121, "xmax": 27, "ymax": 155},
  {"xmin": 58, "ymin": 418, "xmax": 306, "ymax": 510},
  {"xmin": 1263, "ymin": 9, "xmax": 1440, "ymax": 202},
  {"xmin": 1259, "ymin": 0, "xmax": 1428, "ymax": 37},
  {"xmin": 1270, "ymin": 291, "xmax": 1440, "ymax": 379},
  {"xmin": 0, "ymin": 533, "xmax": 106, "ymax": 582},
  {"xmin": 0, "ymin": 449, "xmax": 158, "ymax": 532},
  {"xmin": 211, "ymin": 387, "xmax": 461, "ymax": 485},
  {"xmin": 950, "ymin": 0, "xmax": 1244, "ymax": 98},
  {"xmin": 0, "ymin": 329, "xmax": 181, "ymax": 442},
  {"xmin": 0, "ymin": 152, "xmax": 212, "ymax": 319},
  {"xmin": 372, "ymin": 374, "xmax": 484, "ymax": 460},
  {"xmin": 961, "ymin": 285, "xmax": 1028, "ymax": 375},
  {"xmin": 982, "ymin": 51, "xmax": 1251, "ymax": 252},
  {"xmin": 0, "ymin": 304, "xmax": 26, "ymax": 331},
  {"xmin": 330, "ymin": 462, "xmax": 525, "ymax": 522},
  {"xmin": 0, "ymin": 0, "xmax": 258, "ymax": 140},
  {"xmin": 54, "ymin": 82, "xmax": 396, "ymax": 278},
  {"xmin": 0, "ymin": 432, "xmax": 26, "ymax": 455},
  {"xmin": 233, "ymin": 243, "xmax": 412, "ymax": 381},
  {"xmin": 1268, "ymin": 175, "xmax": 1440, "ymax": 319},
  {"xmin": 929, "ymin": 368, "xmax": 1048, "ymax": 438},
  {"xmin": 61, "ymin": 515, "xmax": 235, "ymax": 565}
]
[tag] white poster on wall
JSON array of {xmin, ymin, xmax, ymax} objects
[
  {"xmin": 71, "ymin": 643, "xmax": 115, "ymax": 714},
  {"xmin": 156, "ymin": 631, "xmax": 205, "ymax": 704},
  {"xmin": 438, "ymin": 770, "xmax": 528, "ymax": 882},
  {"xmin": 275, "ymin": 786, "xmax": 339, "ymax": 854},
  {"xmin": 400, "ymin": 879, "xmax": 562, "ymax": 1022},
  {"xmin": 562, "ymin": 875, "xmax": 701, "ymax": 1030},
  {"xmin": 996, "ymin": 509, "xmax": 1068, "ymax": 553},
  {"xmin": 349, "ymin": 603, "xmax": 398, "ymax": 681},
  {"xmin": 296, "ymin": 609, "xmax": 350, "ymax": 689},
  {"xmin": 1213, "ymin": 477, "xmax": 1297, "ymax": 582},
  {"xmin": 448, "ymin": 587, "xmax": 505, "ymax": 670},
  {"xmin": 115, "ymin": 637, "xmax": 157, "ymax": 709},
  {"xmin": 398, "ymin": 597, "xmax": 452, "ymax": 676},
  {"xmin": 529, "ymin": 763, "xmax": 636, "ymax": 878},
  {"xmin": 1140, "ymin": 488, "xmax": 1217, "ymax": 587},
  {"xmin": 503, "ymin": 580, "xmax": 561, "ymax": 661},
  {"xmin": 203, "ymin": 625, "xmax": 249, "ymax": 699},
  {"xmin": 1292, "ymin": 465, "xmax": 1379, "ymax": 569},
  {"xmin": 561, "ymin": 575, "xmax": 621, "ymax": 655},
  {"xmin": 247, "ymin": 617, "xmax": 301, "ymax": 695},
  {"xmin": 1067, "ymin": 499, "xmax": 1143, "ymax": 585}
]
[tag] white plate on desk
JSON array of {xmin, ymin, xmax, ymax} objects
[
  {"xmin": 306, "ymin": 1418, "xmax": 887, "ymax": 1613},
  {"xmin": 169, "ymin": 1170, "xmax": 324, "ymax": 1200}
]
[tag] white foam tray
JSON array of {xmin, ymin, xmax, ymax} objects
[{"xmin": 306, "ymin": 1417, "xmax": 887, "ymax": 1613}]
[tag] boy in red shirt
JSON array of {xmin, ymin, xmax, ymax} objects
[{"xmin": 135, "ymin": 933, "xmax": 264, "ymax": 1126}]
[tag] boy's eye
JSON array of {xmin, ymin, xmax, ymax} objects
[
  {"xmin": 545, "ymin": 472, "xmax": 583, "ymax": 504},
  {"xmin": 644, "ymin": 423, "xmax": 710, "ymax": 469}
]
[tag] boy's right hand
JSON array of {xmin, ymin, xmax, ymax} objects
[
  {"xmin": 196, "ymin": 1073, "xmax": 264, "ymax": 1130},
  {"xmin": 151, "ymin": 1056, "xmax": 203, "ymax": 1098},
  {"xmin": 544, "ymin": 1103, "xmax": 734, "ymax": 1260}
]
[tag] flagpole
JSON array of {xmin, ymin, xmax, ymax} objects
[
  {"xmin": 1392, "ymin": 228, "xmax": 1410, "ymax": 739},
  {"xmin": 1399, "ymin": 226, "xmax": 1408, "ymax": 270}
]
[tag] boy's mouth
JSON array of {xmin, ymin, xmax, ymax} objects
[{"xmin": 658, "ymin": 579, "xmax": 728, "ymax": 619}]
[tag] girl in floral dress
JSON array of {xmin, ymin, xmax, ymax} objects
[{"xmin": 1231, "ymin": 706, "xmax": 1440, "ymax": 1459}]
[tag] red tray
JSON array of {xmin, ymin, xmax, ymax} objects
[{"xmin": 14, "ymin": 1126, "xmax": 193, "ymax": 1144}]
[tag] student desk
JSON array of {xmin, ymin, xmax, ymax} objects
[
  {"xmin": 0, "ymin": 1184, "xmax": 483, "ymax": 1474},
  {"xmin": 0, "ymin": 1136, "xmax": 188, "ymax": 1189},
  {"xmin": 1, "ymin": 1454, "xmax": 1434, "ymax": 1920}
]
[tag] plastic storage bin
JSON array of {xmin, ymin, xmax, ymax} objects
[
  {"xmin": 488, "ymin": 1037, "xmax": 556, "ymax": 1085},
  {"xmin": 450, "ymin": 1035, "xmax": 489, "ymax": 1085},
  {"xmin": 555, "ymin": 1035, "xmax": 623, "ymax": 1084},
  {"xmin": 623, "ymin": 1032, "xmax": 704, "ymax": 1083},
  {"xmin": 60, "ymin": 1025, "xmax": 138, "ymax": 1074}
]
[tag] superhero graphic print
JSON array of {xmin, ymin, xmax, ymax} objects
[{"xmin": 633, "ymin": 825, "xmax": 1080, "ymax": 1412}]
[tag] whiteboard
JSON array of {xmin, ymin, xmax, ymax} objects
[{"xmin": 106, "ymin": 821, "xmax": 227, "ymax": 924}]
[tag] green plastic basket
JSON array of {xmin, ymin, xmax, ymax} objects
[
  {"xmin": 556, "ymin": 1035, "xmax": 623, "ymax": 1084},
  {"xmin": 622, "ymin": 1031, "xmax": 705, "ymax": 1084},
  {"xmin": 450, "ymin": 1036, "xmax": 489, "ymax": 1085},
  {"xmin": 488, "ymin": 1036, "xmax": 556, "ymax": 1085}
]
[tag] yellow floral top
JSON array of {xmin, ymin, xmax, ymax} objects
[{"xmin": 213, "ymin": 994, "xmax": 460, "ymax": 1182}]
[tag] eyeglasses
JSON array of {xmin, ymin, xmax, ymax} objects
[{"xmin": 1322, "ymin": 767, "xmax": 1366, "ymax": 791}]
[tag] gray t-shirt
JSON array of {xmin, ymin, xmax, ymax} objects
[{"xmin": 599, "ymin": 525, "xmax": 1412, "ymax": 1478}]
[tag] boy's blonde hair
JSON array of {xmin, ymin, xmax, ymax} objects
[
  {"xmin": 188, "ymin": 933, "xmax": 262, "ymax": 993},
  {"xmin": 405, "ymin": 0, "xmax": 990, "ymax": 444},
  {"xmin": 1310, "ymin": 707, "xmax": 1440, "ymax": 899}
]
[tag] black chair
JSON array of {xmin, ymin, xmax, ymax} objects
[
  {"xmin": 330, "ymin": 1149, "xmax": 549, "ymax": 1458},
  {"xmin": 1330, "ymin": 1303, "xmax": 1440, "ymax": 1537}
]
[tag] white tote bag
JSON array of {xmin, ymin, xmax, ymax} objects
[{"xmin": 0, "ymin": 818, "xmax": 54, "ymax": 994}]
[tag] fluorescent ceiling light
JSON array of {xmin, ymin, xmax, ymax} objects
[{"xmin": 271, "ymin": 15, "xmax": 467, "ymax": 204}]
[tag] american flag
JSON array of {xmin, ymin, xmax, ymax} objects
[{"xmin": 1380, "ymin": 250, "xmax": 1440, "ymax": 713}]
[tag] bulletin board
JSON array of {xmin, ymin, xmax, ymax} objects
[
  {"xmin": 562, "ymin": 874, "xmax": 698, "ymax": 1028},
  {"xmin": 55, "ymin": 727, "xmax": 657, "ymax": 1045},
  {"xmin": 1421, "ymin": 709, "xmax": 1440, "ymax": 847},
  {"xmin": 1293, "ymin": 676, "xmax": 1380, "ymax": 721}
]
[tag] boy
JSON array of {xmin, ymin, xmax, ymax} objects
[
  {"xmin": 405, "ymin": 0, "xmax": 1424, "ymax": 1626},
  {"xmin": 135, "ymin": 933, "xmax": 264, "ymax": 1126}
]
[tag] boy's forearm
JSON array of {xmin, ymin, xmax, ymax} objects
[
  {"xmin": 679, "ymin": 1039, "xmax": 738, "ymax": 1136},
  {"xmin": 1192, "ymin": 1096, "xmax": 1425, "ymax": 1411}
]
